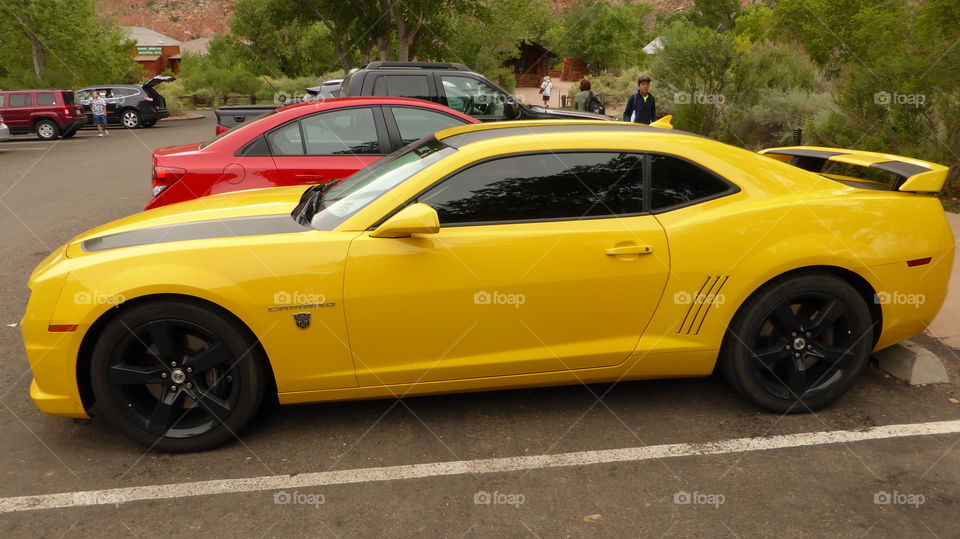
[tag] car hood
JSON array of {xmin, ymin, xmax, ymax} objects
[{"xmin": 65, "ymin": 185, "xmax": 311, "ymax": 258}]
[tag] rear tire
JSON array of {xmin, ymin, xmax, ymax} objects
[
  {"xmin": 121, "ymin": 109, "xmax": 142, "ymax": 129},
  {"xmin": 35, "ymin": 119, "xmax": 60, "ymax": 140},
  {"xmin": 719, "ymin": 272, "xmax": 874, "ymax": 413},
  {"xmin": 90, "ymin": 300, "xmax": 268, "ymax": 452}
]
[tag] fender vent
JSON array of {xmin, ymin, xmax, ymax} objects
[{"xmin": 677, "ymin": 275, "xmax": 729, "ymax": 335}]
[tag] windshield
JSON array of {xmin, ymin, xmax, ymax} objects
[{"xmin": 308, "ymin": 137, "xmax": 455, "ymax": 230}]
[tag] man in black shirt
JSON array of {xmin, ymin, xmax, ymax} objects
[{"xmin": 623, "ymin": 75, "xmax": 656, "ymax": 124}]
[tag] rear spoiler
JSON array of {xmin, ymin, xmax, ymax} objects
[{"xmin": 759, "ymin": 146, "xmax": 949, "ymax": 192}]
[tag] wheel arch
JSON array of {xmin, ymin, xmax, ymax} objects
[
  {"xmin": 32, "ymin": 116, "xmax": 59, "ymax": 127},
  {"xmin": 76, "ymin": 293, "xmax": 278, "ymax": 413},
  {"xmin": 724, "ymin": 265, "xmax": 882, "ymax": 347}
]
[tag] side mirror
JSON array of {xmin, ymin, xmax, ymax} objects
[
  {"xmin": 370, "ymin": 203, "xmax": 440, "ymax": 238},
  {"xmin": 504, "ymin": 100, "xmax": 521, "ymax": 120}
]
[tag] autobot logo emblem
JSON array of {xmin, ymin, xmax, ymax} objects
[{"xmin": 293, "ymin": 312, "xmax": 311, "ymax": 329}]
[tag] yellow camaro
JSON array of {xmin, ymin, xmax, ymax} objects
[{"xmin": 22, "ymin": 121, "xmax": 954, "ymax": 452}]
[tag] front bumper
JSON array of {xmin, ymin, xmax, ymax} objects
[
  {"xmin": 22, "ymin": 244, "xmax": 90, "ymax": 418},
  {"xmin": 22, "ymin": 306, "xmax": 89, "ymax": 418},
  {"xmin": 0, "ymin": 123, "xmax": 10, "ymax": 141}
]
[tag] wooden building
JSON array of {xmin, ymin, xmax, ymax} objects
[{"xmin": 124, "ymin": 26, "xmax": 182, "ymax": 78}]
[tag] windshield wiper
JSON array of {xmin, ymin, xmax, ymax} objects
[{"xmin": 295, "ymin": 181, "xmax": 341, "ymax": 226}]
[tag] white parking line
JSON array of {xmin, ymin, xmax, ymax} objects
[{"xmin": 2, "ymin": 419, "xmax": 958, "ymax": 513}]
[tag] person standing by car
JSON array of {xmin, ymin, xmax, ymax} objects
[
  {"xmin": 573, "ymin": 79, "xmax": 604, "ymax": 114},
  {"xmin": 90, "ymin": 90, "xmax": 108, "ymax": 137},
  {"xmin": 539, "ymin": 76, "xmax": 552, "ymax": 108},
  {"xmin": 623, "ymin": 75, "xmax": 655, "ymax": 124}
]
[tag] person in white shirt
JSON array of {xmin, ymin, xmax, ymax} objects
[
  {"xmin": 90, "ymin": 91, "xmax": 109, "ymax": 137},
  {"xmin": 539, "ymin": 76, "xmax": 552, "ymax": 108}
]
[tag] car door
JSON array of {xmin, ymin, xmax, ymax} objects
[
  {"xmin": 3, "ymin": 93, "xmax": 33, "ymax": 131},
  {"xmin": 383, "ymin": 105, "xmax": 473, "ymax": 149},
  {"xmin": 343, "ymin": 151, "xmax": 670, "ymax": 386},
  {"xmin": 266, "ymin": 106, "xmax": 388, "ymax": 185}
]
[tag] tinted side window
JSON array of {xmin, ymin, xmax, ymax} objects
[
  {"xmin": 9, "ymin": 94, "xmax": 31, "ymax": 107},
  {"xmin": 266, "ymin": 121, "xmax": 305, "ymax": 156},
  {"xmin": 372, "ymin": 75, "xmax": 430, "ymax": 100},
  {"xmin": 390, "ymin": 107, "xmax": 467, "ymax": 145},
  {"xmin": 300, "ymin": 107, "xmax": 380, "ymax": 155},
  {"xmin": 61, "ymin": 92, "xmax": 75, "ymax": 105},
  {"xmin": 649, "ymin": 154, "xmax": 730, "ymax": 210},
  {"xmin": 419, "ymin": 152, "xmax": 644, "ymax": 225},
  {"xmin": 36, "ymin": 93, "xmax": 56, "ymax": 106}
]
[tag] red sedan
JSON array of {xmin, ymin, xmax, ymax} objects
[{"xmin": 146, "ymin": 97, "xmax": 478, "ymax": 209}]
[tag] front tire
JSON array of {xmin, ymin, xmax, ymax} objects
[
  {"xmin": 719, "ymin": 272, "xmax": 874, "ymax": 413},
  {"xmin": 121, "ymin": 109, "xmax": 141, "ymax": 129},
  {"xmin": 90, "ymin": 300, "xmax": 268, "ymax": 452},
  {"xmin": 35, "ymin": 119, "xmax": 60, "ymax": 140}
]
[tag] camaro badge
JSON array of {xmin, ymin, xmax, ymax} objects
[{"xmin": 293, "ymin": 312, "xmax": 311, "ymax": 330}]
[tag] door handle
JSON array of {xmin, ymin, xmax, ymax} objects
[{"xmin": 605, "ymin": 245, "xmax": 653, "ymax": 256}]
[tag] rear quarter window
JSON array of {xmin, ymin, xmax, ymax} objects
[
  {"xmin": 36, "ymin": 93, "xmax": 56, "ymax": 106},
  {"xmin": 649, "ymin": 154, "xmax": 735, "ymax": 211}
]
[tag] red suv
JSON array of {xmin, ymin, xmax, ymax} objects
[{"xmin": 0, "ymin": 90, "xmax": 87, "ymax": 140}]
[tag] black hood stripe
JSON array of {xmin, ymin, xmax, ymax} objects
[{"xmin": 82, "ymin": 214, "xmax": 309, "ymax": 252}]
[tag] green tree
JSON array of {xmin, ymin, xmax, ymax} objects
[
  {"xmin": 550, "ymin": 0, "xmax": 652, "ymax": 72},
  {"xmin": 0, "ymin": 0, "xmax": 139, "ymax": 87}
]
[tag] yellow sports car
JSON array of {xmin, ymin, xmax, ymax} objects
[{"xmin": 22, "ymin": 121, "xmax": 954, "ymax": 452}]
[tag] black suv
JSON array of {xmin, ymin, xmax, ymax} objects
[
  {"xmin": 339, "ymin": 62, "xmax": 608, "ymax": 122},
  {"xmin": 76, "ymin": 75, "xmax": 175, "ymax": 129}
]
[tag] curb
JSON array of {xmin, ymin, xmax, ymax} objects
[
  {"xmin": 875, "ymin": 338, "xmax": 950, "ymax": 385},
  {"xmin": 160, "ymin": 113, "xmax": 204, "ymax": 122}
]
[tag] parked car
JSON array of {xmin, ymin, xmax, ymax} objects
[
  {"xmin": 23, "ymin": 121, "xmax": 954, "ymax": 452},
  {"xmin": 75, "ymin": 75, "xmax": 175, "ymax": 129},
  {"xmin": 147, "ymin": 96, "xmax": 479, "ymax": 209},
  {"xmin": 305, "ymin": 79, "xmax": 342, "ymax": 99},
  {"xmin": 212, "ymin": 79, "xmax": 345, "ymax": 136},
  {"xmin": 0, "ymin": 89, "xmax": 87, "ymax": 140},
  {"xmin": 339, "ymin": 62, "xmax": 609, "ymax": 121},
  {"xmin": 211, "ymin": 63, "xmax": 608, "ymax": 135},
  {"xmin": 0, "ymin": 113, "xmax": 9, "ymax": 142}
]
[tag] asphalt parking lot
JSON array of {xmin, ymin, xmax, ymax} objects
[{"xmin": 1, "ymin": 115, "xmax": 959, "ymax": 538}]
